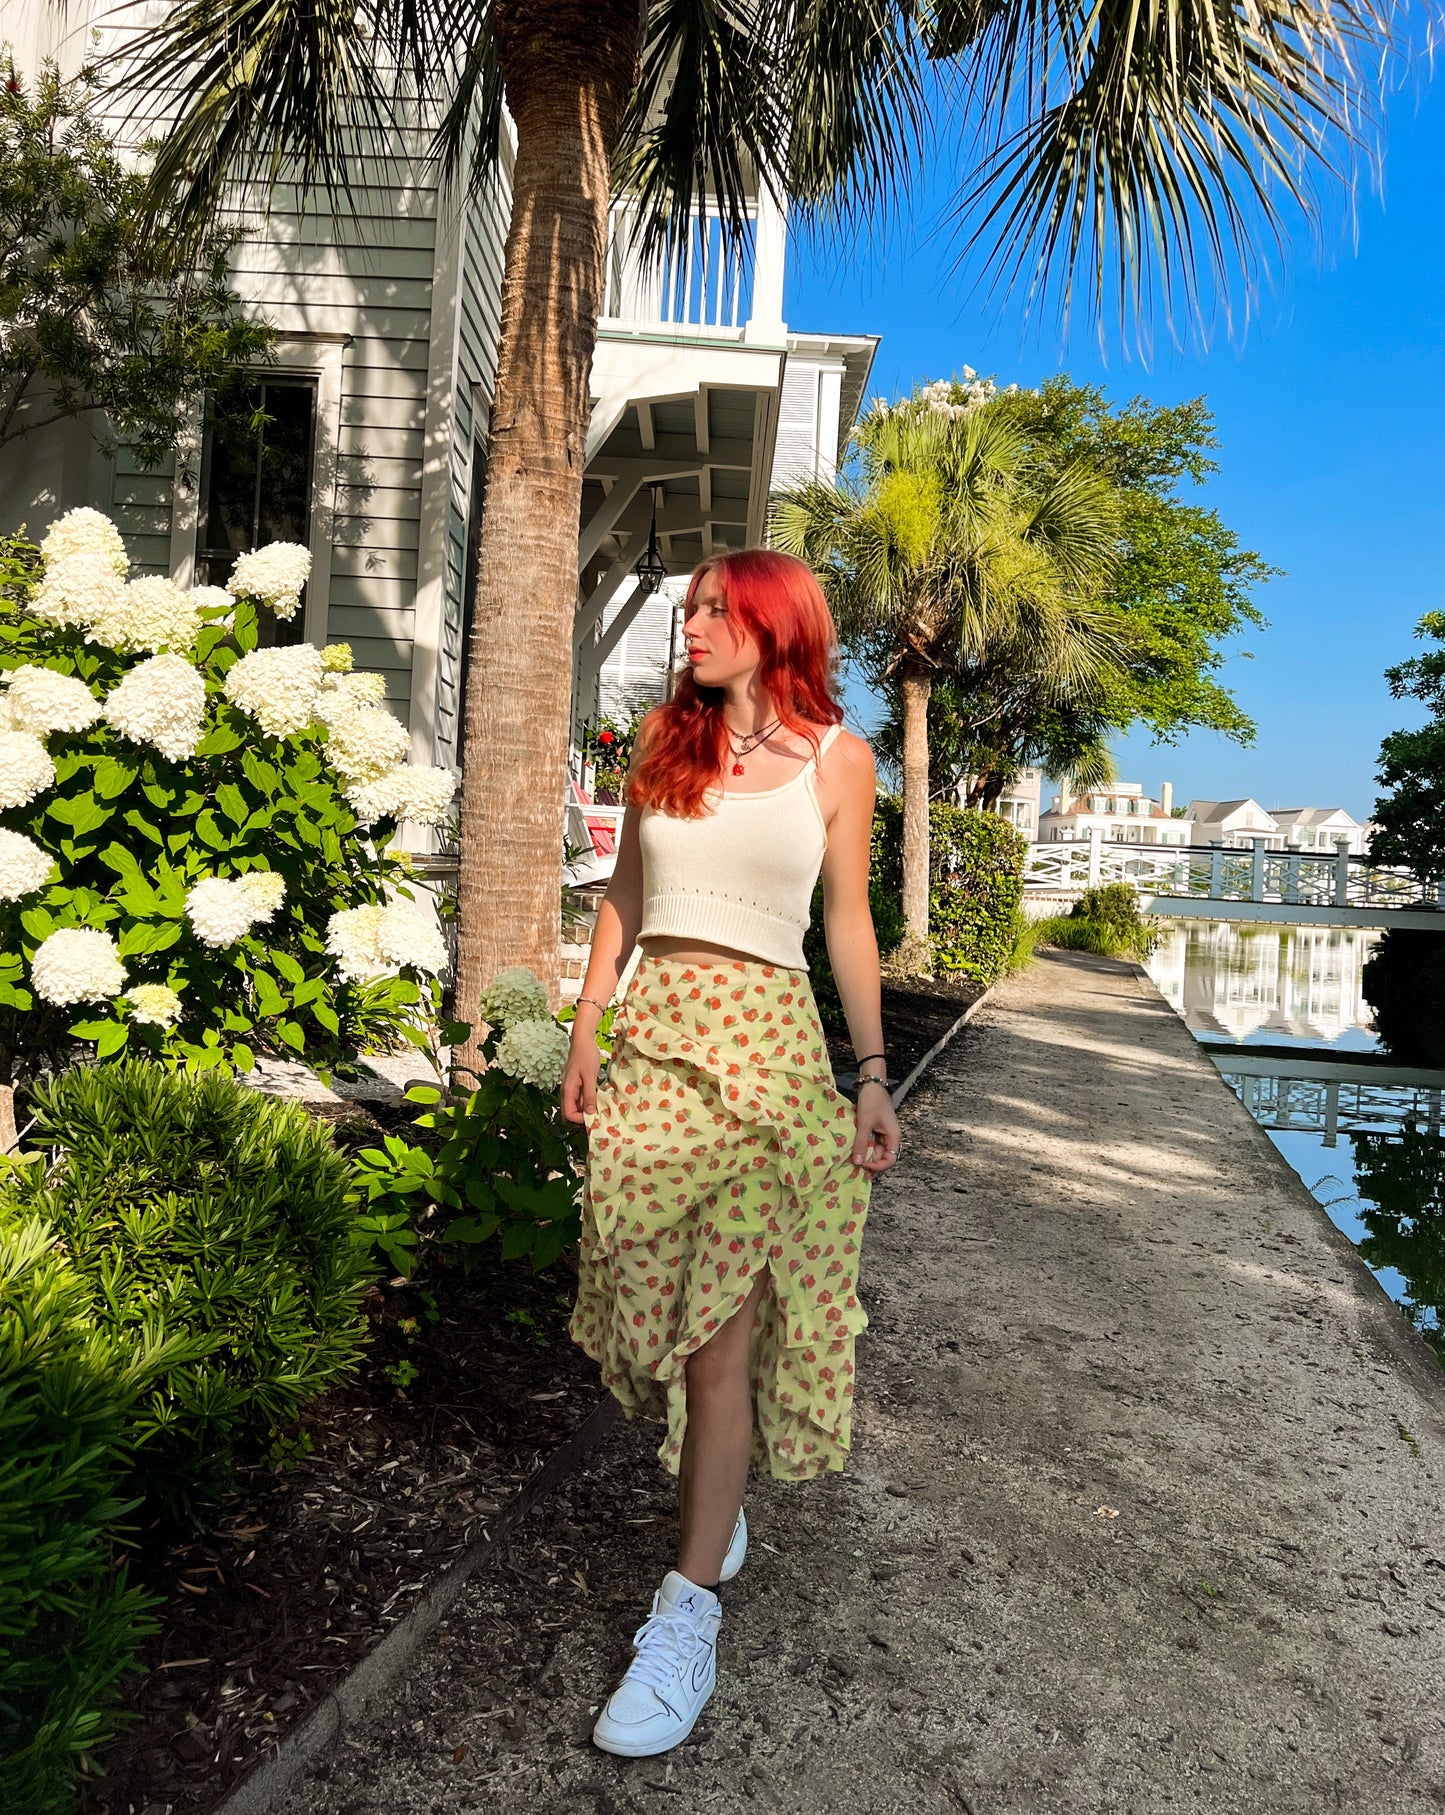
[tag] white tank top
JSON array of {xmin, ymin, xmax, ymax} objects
[{"xmin": 636, "ymin": 724, "xmax": 843, "ymax": 970}]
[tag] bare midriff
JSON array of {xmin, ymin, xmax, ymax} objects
[{"xmin": 637, "ymin": 934, "xmax": 769, "ymax": 968}]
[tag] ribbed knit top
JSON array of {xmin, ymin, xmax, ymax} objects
[{"xmin": 637, "ymin": 724, "xmax": 842, "ymax": 970}]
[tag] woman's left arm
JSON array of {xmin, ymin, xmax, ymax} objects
[{"xmin": 819, "ymin": 733, "xmax": 901, "ymax": 1175}]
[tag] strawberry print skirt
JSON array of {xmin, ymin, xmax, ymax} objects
[{"xmin": 569, "ymin": 955, "xmax": 870, "ymax": 1482}]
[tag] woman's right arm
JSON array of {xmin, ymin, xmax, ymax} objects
[{"xmin": 560, "ymin": 724, "xmax": 653, "ymax": 1124}]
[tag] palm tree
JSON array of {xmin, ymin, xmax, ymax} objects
[
  {"xmin": 772, "ymin": 394, "xmax": 1122, "ymax": 962},
  {"xmin": 123, "ymin": 0, "xmax": 1384, "ymax": 1050}
]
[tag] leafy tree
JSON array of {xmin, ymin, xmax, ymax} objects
[
  {"xmin": 125, "ymin": 0, "xmax": 1387, "ymax": 1053},
  {"xmin": 1371, "ymin": 611, "xmax": 1445, "ymax": 876},
  {"xmin": 773, "ymin": 387, "xmax": 1120, "ymax": 961},
  {"xmin": 0, "ymin": 58, "xmax": 270, "ymax": 466}
]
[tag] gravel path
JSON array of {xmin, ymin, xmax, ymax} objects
[{"xmin": 276, "ymin": 949, "xmax": 1445, "ymax": 1814}]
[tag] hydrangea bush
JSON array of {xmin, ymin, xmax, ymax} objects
[
  {"xmin": 0, "ymin": 511, "xmax": 458, "ymax": 1102},
  {"xmin": 352, "ymin": 966, "xmax": 595, "ymax": 1276}
]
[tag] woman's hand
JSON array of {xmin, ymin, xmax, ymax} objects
[
  {"xmin": 560, "ymin": 1031, "xmax": 602, "ymax": 1126},
  {"xmin": 851, "ymin": 1079, "xmax": 901, "ymax": 1173}
]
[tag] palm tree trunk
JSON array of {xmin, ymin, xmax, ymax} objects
[
  {"xmin": 451, "ymin": 1, "xmax": 640, "ymax": 1072},
  {"xmin": 899, "ymin": 659, "xmax": 932, "ymax": 970}
]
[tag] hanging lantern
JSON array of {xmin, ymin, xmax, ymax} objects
[{"xmin": 633, "ymin": 484, "xmax": 668, "ymax": 594}]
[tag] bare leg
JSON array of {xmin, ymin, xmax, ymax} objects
[{"xmin": 675, "ymin": 1269, "xmax": 768, "ymax": 1585}]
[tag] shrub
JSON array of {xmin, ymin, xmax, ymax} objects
[
  {"xmin": 0, "ymin": 1217, "xmax": 164, "ymax": 1814},
  {"xmin": 803, "ymin": 804, "xmax": 905, "ymax": 1031},
  {"xmin": 0, "ymin": 517, "xmax": 456, "ymax": 1094},
  {"xmin": 1072, "ymin": 882, "xmax": 1151, "ymax": 941},
  {"xmin": 872, "ymin": 796, "xmax": 1028, "ymax": 983},
  {"xmin": 1028, "ymin": 889, "xmax": 1158, "ymax": 961},
  {"xmin": 352, "ymin": 968, "xmax": 593, "ymax": 1276},
  {"xmin": 1, "ymin": 1061, "xmax": 376, "ymax": 1525}
]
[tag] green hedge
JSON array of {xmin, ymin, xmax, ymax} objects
[
  {"xmin": 804, "ymin": 799, "xmax": 1028, "ymax": 1021},
  {"xmin": 4, "ymin": 1061, "xmax": 376, "ymax": 1526},
  {"xmin": 874, "ymin": 797, "xmax": 1028, "ymax": 983},
  {"xmin": 0, "ymin": 1219, "xmax": 159, "ymax": 1815}
]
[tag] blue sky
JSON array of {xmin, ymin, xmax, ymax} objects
[{"xmin": 784, "ymin": 74, "xmax": 1445, "ymax": 822}]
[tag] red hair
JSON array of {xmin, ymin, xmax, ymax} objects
[{"xmin": 628, "ymin": 548, "xmax": 843, "ymax": 818}]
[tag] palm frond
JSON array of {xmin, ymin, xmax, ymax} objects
[{"xmin": 930, "ymin": 0, "xmax": 1387, "ymax": 326}]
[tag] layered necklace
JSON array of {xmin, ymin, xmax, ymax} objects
[{"xmin": 725, "ymin": 717, "xmax": 780, "ymax": 777}]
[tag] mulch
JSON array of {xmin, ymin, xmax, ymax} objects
[{"xmin": 81, "ymin": 966, "xmax": 983, "ymax": 1815}]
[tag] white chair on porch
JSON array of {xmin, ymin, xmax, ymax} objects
[{"xmin": 564, "ymin": 779, "xmax": 625, "ymax": 890}]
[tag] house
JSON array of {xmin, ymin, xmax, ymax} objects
[
  {"xmin": 1268, "ymin": 806, "xmax": 1367, "ymax": 855},
  {"xmin": 5, "ymin": 5, "xmax": 873, "ymax": 852},
  {"xmin": 952, "ymin": 769, "xmax": 1044, "ymax": 837},
  {"xmin": 1182, "ymin": 799, "xmax": 1280, "ymax": 848},
  {"xmin": 1040, "ymin": 781, "xmax": 1194, "ymax": 846}
]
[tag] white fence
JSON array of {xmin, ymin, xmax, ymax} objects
[{"xmin": 1024, "ymin": 834, "xmax": 1444, "ymax": 913}]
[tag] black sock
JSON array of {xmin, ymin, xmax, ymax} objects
[{"xmin": 702, "ymin": 1582, "xmax": 721, "ymax": 1596}]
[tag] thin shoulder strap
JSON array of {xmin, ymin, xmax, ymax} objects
[{"xmin": 816, "ymin": 723, "xmax": 844, "ymax": 761}]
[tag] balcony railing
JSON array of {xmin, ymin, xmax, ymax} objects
[{"xmin": 600, "ymin": 196, "xmax": 779, "ymax": 337}]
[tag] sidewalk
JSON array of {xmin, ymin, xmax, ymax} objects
[{"xmin": 278, "ymin": 949, "xmax": 1445, "ymax": 1814}]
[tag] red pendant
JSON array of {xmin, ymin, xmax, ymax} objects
[{"xmin": 732, "ymin": 762, "xmax": 745, "ymax": 776}]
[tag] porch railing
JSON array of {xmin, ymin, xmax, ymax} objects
[{"xmin": 601, "ymin": 197, "xmax": 760, "ymax": 335}]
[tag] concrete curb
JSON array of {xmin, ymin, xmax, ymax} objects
[
  {"xmin": 213, "ymin": 976, "xmax": 993, "ymax": 1813},
  {"xmin": 890, "ymin": 981, "xmax": 995, "ymax": 1110},
  {"xmin": 214, "ymin": 1394, "xmax": 622, "ymax": 1815}
]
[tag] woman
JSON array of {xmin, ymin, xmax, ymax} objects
[{"xmin": 562, "ymin": 548, "xmax": 900, "ymax": 1758}]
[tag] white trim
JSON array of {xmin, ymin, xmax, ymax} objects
[{"xmin": 408, "ymin": 182, "xmax": 465, "ymax": 769}]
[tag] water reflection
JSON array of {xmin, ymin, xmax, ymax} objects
[
  {"xmin": 1148, "ymin": 920, "xmax": 1378, "ymax": 1048},
  {"xmin": 1146, "ymin": 918, "xmax": 1444, "ymax": 1358}
]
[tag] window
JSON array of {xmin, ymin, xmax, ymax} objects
[{"xmin": 196, "ymin": 378, "xmax": 318, "ymax": 646}]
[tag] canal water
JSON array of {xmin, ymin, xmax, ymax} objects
[{"xmin": 1145, "ymin": 920, "xmax": 1445, "ymax": 1357}]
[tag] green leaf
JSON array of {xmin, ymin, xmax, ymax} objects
[
  {"xmin": 20, "ymin": 906, "xmax": 55, "ymax": 941},
  {"xmin": 231, "ymin": 1042, "xmax": 255, "ymax": 1072},
  {"xmin": 195, "ymin": 809, "xmax": 227, "ymax": 849},
  {"xmin": 275, "ymin": 1018, "xmax": 305, "ymax": 1052},
  {"xmin": 94, "ymin": 1022, "xmax": 129, "ymax": 1058},
  {"xmin": 123, "ymin": 809, "xmax": 163, "ymax": 846},
  {"xmin": 117, "ymin": 922, "xmax": 174, "ymax": 957},
  {"xmin": 252, "ymin": 971, "xmax": 286, "ymax": 1017},
  {"xmin": 310, "ymin": 1000, "xmax": 340, "ymax": 1036},
  {"xmin": 92, "ymin": 757, "xmax": 139, "ymax": 800},
  {"xmin": 405, "ymin": 1085, "xmax": 442, "ymax": 1105},
  {"xmin": 440, "ymin": 1020, "xmax": 472, "ymax": 1046},
  {"xmin": 48, "ymin": 792, "xmax": 113, "ymax": 835},
  {"xmin": 271, "ymin": 950, "xmax": 305, "ymax": 985},
  {"xmin": 196, "ymin": 721, "xmax": 244, "ymax": 757},
  {"xmin": 215, "ymin": 782, "xmax": 250, "ymax": 826},
  {"xmin": 67, "ymin": 1018, "xmax": 112, "ymax": 1040}
]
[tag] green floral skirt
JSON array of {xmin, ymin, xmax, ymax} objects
[{"xmin": 569, "ymin": 954, "xmax": 871, "ymax": 1481}]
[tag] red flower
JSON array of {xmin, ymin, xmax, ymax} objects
[{"xmin": 598, "ymin": 730, "xmax": 616, "ymax": 745}]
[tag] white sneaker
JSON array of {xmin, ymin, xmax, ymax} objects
[
  {"xmin": 592, "ymin": 1570, "xmax": 722, "ymax": 1757},
  {"xmin": 719, "ymin": 1508, "xmax": 747, "ymax": 1583}
]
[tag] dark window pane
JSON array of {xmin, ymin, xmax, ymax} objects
[
  {"xmin": 196, "ymin": 378, "xmax": 318, "ymax": 647},
  {"xmin": 457, "ymin": 439, "xmax": 487, "ymax": 743}
]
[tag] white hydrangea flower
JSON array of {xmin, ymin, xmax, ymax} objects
[
  {"xmin": 320, "ymin": 641, "xmax": 353, "ymax": 673},
  {"xmin": 318, "ymin": 669, "xmax": 388, "ymax": 711},
  {"xmin": 3, "ymin": 665, "xmax": 103, "ymax": 735},
  {"xmin": 223, "ymin": 644, "xmax": 324, "ymax": 737},
  {"xmin": 229, "ymin": 542, "xmax": 311, "ymax": 620},
  {"xmin": 88, "ymin": 575, "xmax": 202, "ymax": 655},
  {"xmin": 0, "ymin": 829, "xmax": 54, "ymax": 900},
  {"xmin": 31, "ymin": 927, "xmax": 126, "ymax": 1006},
  {"xmin": 123, "ymin": 982, "xmax": 183, "ymax": 1027},
  {"xmin": 39, "ymin": 508, "xmax": 128, "ymax": 576},
  {"xmin": 325, "ymin": 900, "xmax": 447, "ymax": 984},
  {"xmin": 104, "ymin": 654, "xmax": 206, "ymax": 762},
  {"xmin": 493, "ymin": 1017, "xmax": 570, "ymax": 1092},
  {"xmin": 346, "ymin": 763, "xmax": 457, "ymax": 828},
  {"xmin": 33, "ymin": 550, "xmax": 128, "ymax": 631},
  {"xmin": 322, "ymin": 701, "xmax": 410, "ymax": 786},
  {"xmin": 189, "ymin": 585, "xmax": 235, "ymax": 614},
  {"xmin": 237, "ymin": 870, "xmax": 286, "ymax": 920},
  {"xmin": 0, "ymin": 732, "xmax": 56, "ymax": 809},
  {"xmin": 184, "ymin": 876, "xmax": 261, "ymax": 947},
  {"xmin": 479, "ymin": 965, "xmax": 549, "ymax": 1029}
]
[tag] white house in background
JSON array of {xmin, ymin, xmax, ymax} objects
[
  {"xmin": 952, "ymin": 768, "xmax": 1043, "ymax": 835},
  {"xmin": 591, "ymin": 331, "xmax": 877, "ymax": 726},
  {"xmin": 1182, "ymin": 799, "xmax": 1279, "ymax": 848},
  {"xmin": 1040, "ymin": 780, "xmax": 1194, "ymax": 845},
  {"xmin": 6, "ymin": 5, "xmax": 873, "ymax": 850},
  {"xmin": 1268, "ymin": 806, "xmax": 1368, "ymax": 855}
]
